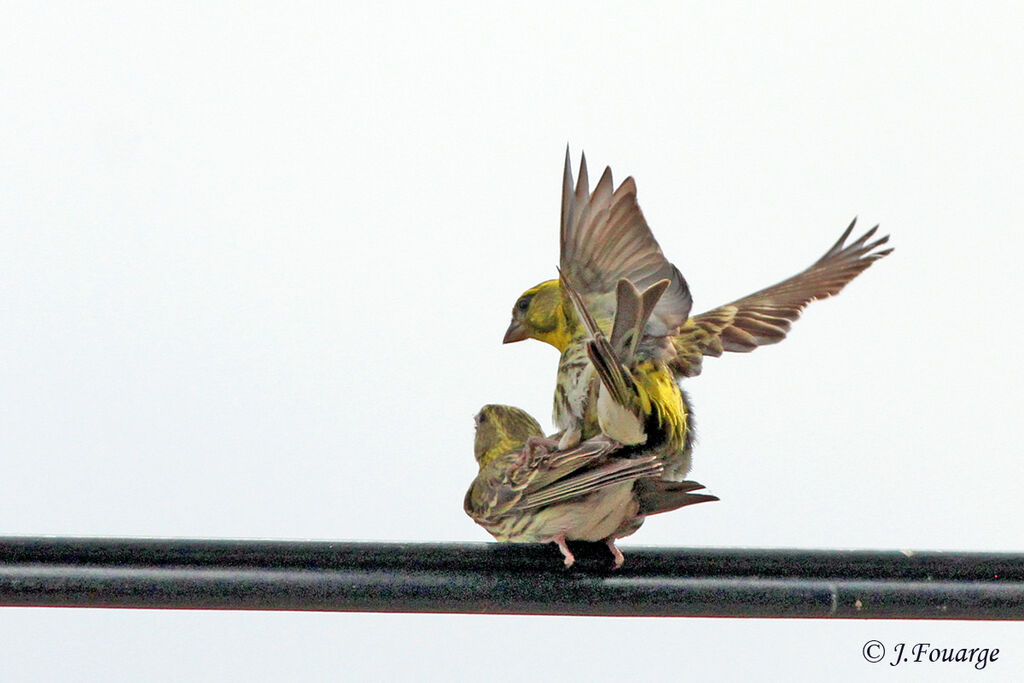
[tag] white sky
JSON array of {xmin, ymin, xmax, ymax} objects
[{"xmin": 2, "ymin": 2, "xmax": 1022, "ymax": 680}]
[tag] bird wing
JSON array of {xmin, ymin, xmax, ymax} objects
[
  {"xmin": 559, "ymin": 149, "xmax": 692, "ymax": 332},
  {"xmin": 464, "ymin": 438, "xmax": 621, "ymax": 520},
  {"xmin": 515, "ymin": 454, "xmax": 664, "ymax": 510},
  {"xmin": 464, "ymin": 451, "xmax": 531, "ymax": 520},
  {"xmin": 670, "ymin": 219, "xmax": 893, "ymax": 377}
]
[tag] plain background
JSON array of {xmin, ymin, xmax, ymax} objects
[{"xmin": 2, "ymin": 2, "xmax": 1022, "ymax": 680}]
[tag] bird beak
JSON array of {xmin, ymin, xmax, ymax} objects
[{"xmin": 503, "ymin": 319, "xmax": 528, "ymax": 344}]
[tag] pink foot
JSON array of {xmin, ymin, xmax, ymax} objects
[
  {"xmin": 606, "ymin": 538, "xmax": 625, "ymax": 569},
  {"xmin": 549, "ymin": 534, "xmax": 575, "ymax": 568}
]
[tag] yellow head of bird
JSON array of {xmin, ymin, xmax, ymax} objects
[
  {"xmin": 473, "ymin": 404, "xmax": 544, "ymax": 467},
  {"xmin": 502, "ymin": 279, "xmax": 575, "ymax": 351}
]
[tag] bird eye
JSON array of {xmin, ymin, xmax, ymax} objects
[
  {"xmin": 516, "ymin": 297, "xmax": 531, "ymax": 313},
  {"xmin": 474, "ymin": 412, "xmax": 487, "ymax": 426}
]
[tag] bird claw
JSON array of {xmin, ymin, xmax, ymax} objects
[{"xmin": 549, "ymin": 534, "xmax": 575, "ymax": 568}]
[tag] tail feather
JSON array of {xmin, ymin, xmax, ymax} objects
[
  {"xmin": 635, "ymin": 479, "xmax": 719, "ymax": 516},
  {"xmin": 609, "ymin": 279, "xmax": 642, "ymax": 358},
  {"xmin": 610, "ymin": 278, "xmax": 669, "ymax": 362}
]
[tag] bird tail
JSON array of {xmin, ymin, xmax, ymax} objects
[
  {"xmin": 609, "ymin": 278, "xmax": 669, "ymax": 362},
  {"xmin": 634, "ymin": 479, "xmax": 719, "ymax": 516}
]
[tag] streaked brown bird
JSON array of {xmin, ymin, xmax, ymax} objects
[{"xmin": 465, "ymin": 403, "xmax": 717, "ymax": 568}]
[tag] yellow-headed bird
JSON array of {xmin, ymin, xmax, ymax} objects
[
  {"xmin": 503, "ymin": 150, "xmax": 891, "ymax": 479},
  {"xmin": 464, "ymin": 404, "xmax": 717, "ymax": 568}
]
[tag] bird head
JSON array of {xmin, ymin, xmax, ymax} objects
[
  {"xmin": 473, "ymin": 404, "xmax": 543, "ymax": 467},
  {"xmin": 502, "ymin": 279, "xmax": 574, "ymax": 351}
]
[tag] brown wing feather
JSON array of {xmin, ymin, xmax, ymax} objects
[
  {"xmin": 516, "ymin": 455, "xmax": 664, "ymax": 510},
  {"xmin": 465, "ymin": 435, "xmax": 661, "ymax": 520},
  {"xmin": 520, "ymin": 437, "xmax": 619, "ymax": 492},
  {"xmin": 464, "ymin": 437, "xmax": 622, "ymax": 521},
  {"xmin": 464, "ymin": 451, "xmax": 531, "ymax": 519},
  {"xmin": 559, "ymin": 148, "xmax": 692, "ymax": 330},
  {"xmin": 671, "ymin": 218, "xmax": 892, "ymax": 377}
]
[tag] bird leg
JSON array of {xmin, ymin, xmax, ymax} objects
[
  {"xmin": 547, "ymin": 533, "xmax": 575, "ymax": 567},
  {"xmin": 605, "ymin": 538, "xmax": 625, "ymax": 569}
]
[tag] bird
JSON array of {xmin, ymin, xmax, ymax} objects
[
  {"xmin": 465, "ymin": 404, "xmax": 717, "ymax": 568},
  {"xmin": 503, "ymin": 149, "xmax": 892, "ymax": 480}
]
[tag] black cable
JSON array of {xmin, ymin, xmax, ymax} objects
[{"xmin": 0, "ymin": 537, "xmax": 1020, "ymax": 619}]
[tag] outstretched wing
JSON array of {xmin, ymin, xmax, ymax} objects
[
  {"xmin": 559, "ymin": 148, "xmax": 692, "ymax": 333},
  {"xmin": 671, "ymin": 219, "xmax": 892, "ymax": 377}
]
